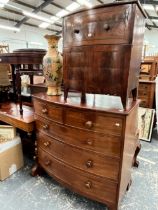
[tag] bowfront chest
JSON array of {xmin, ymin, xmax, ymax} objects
[
  {"xmin": 32, "ymin": 92, "xmax": 139, "ymax": 210},
  {"xmin": 63, "ymin": 1, "xmax": 146, "ymax": 108}
]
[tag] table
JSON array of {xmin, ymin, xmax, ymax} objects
[{"xmin": 0, "ymin": 48, "xmax": 46, "ymax": 114}]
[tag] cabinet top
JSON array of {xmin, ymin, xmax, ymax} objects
[
  {"xmin": 32, "ymin": 92, "xmax": 139, "ymax": 116},
  {"xmin": 64, "ymin": 0, "xmax": 146, "ymax": 18}
]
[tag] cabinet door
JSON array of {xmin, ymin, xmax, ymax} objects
[
  {"xmin": 63, "ymin": 46, "xmax": 92, "ymax": 91},
  {"xmin": 86, "ymin": 45, "xmax": 130, "ymax": 97}
]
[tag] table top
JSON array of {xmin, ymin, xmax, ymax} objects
[
  {"xmin": 0, "ymin": 48, "xmax": 46, "ymax": 64},
  {"xmin": 0, "ymin": 102, "xmax": 35, "ymax": 132},
  {"xmin": 32, "ymin": 92, "xmax": 140, "ymax": 115}
]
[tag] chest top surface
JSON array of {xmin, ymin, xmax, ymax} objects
[{"xmin": 32, "ymin": 92, "xmax": 139, "ymax": 115}]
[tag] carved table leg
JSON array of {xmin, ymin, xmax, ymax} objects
[{"xmin": 133, "ymin": 141, "xmax": 141, "ymax": 167}]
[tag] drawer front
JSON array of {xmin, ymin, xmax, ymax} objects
[
  {"xmin": 138, "ymin": 83, "xmax": 150, "ymax": 92},
  {"xmin": 33, "ymin": 99, "xmax": 63, "ymax": 123},
  {"xmin": 36, "ymin": 116, "xmax": 121, "ymax": 158},
  {"xmin": 38, "ymin": 148, "xmax": 117, "ymax": 204},
  {"xmin": 64, "ymin": 109, "xmax": 123, "ymax": 136},
  {"xmin": 38, "ymin": 133, "xmax": 120, "ymax": 181},
  {"xmin": 64, "ymin": 5, "xmax": 132, "ymax": 47}
]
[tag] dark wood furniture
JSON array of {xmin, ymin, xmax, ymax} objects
[
  {"xmin": 0, "ymin": 49, "xmax": 46, "ymax": 114},
  {"xmin": 139, "ymin": 60, "xmax": 157, "ymax": 81},
  {"xmin": 138, "ymin": 60, "xmax": 157, "ymax": 108},
  {"xmin": 0, "ymin": 102, "xmax": 35, "ymax": 133},
  {"xmin": 138, "ymin": 80, "xmax": 155, "ymax": 108},
  {"xmin": 0, "ymin": 102, "xmax": 35, "ymax": 158},
  {"xmin": 32, "ymin": 92, "xmax": 139, "ymax": 210},
  {"xmin": 63, "ymin": 0, "xmax": 146, "ymax": 109}
]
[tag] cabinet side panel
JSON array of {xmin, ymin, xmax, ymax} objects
[
  {"xmin": 119, "ymin": 103, "xmax": 138, "ymax": 202},
  {"xmin": 127, "ymin": 5, "xmax": 146, "ymax": 96}
]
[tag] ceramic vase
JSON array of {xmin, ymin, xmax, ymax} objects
[{"xmin": 43, "ymin": 35, "xmax": 62, "ymax": 96}]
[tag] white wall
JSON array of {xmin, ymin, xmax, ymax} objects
[
  {"xmin": 144, "ymin": 28, "xmax": 158, "ymax": 56},
  {"xmin": 0, "ymin": 21, "xmax": 157, "ymax": 55},
  {"xmin": 0, "ymin": 23, "xmax": 54, "ymax": 52}
]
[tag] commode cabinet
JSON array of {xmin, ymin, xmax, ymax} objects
[
  {"xmin": 32, "ymin": 92, "xmax": 139, "ymax": 210},
  {"xmin": 63, "ymin": 1, "xmax": 146, "ymax": 108}
]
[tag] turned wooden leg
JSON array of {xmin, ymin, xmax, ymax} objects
[
  {"xmin": 133, "ymin": 141, "xmax": 141, "ymax": 167},
  {"xmin": 31, "ymin": 163, "xmax": 43, "ymax": 176}
]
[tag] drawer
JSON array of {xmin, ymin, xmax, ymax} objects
[
  {"xmin": 38, "ymin": 133, "xmax": 120, "ymax": 181},
  {"xmin": 33, "ymin": 99, "xmax": 63, "ymax": 123},
  {"xmin": 38, "ymin": 148, "xmax": 118, "ymax": 204},
  {"xmin": 64, "ymin": 109, "xmax": 123, "ymax": 136},
  {"xmin": 64, "ymin": 4, "xmax": 132, "ymax": 47},
  {"xmin": 36, "ymin": 116, "xmax": 121, "ymax": 158}
]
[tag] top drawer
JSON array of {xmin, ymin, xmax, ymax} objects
[
  {"xmin": 33, "ymin": 99, "xmax": 63, "ymax": 123},
  {"xmin": 63, "ymin": 4, "xmax": 133, "ymax": 47},
  {"xmin": 64, "ymin": 109, "xmax": 123, "ymax": 136}
]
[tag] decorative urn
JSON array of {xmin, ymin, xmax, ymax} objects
[{"xmin": 43, "ymin": 35, "xmax": 62, "ymax": 95}]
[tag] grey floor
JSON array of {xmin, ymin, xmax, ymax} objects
[{"xmin": 0, "ymin": 130, "xmax": 158, "ymax": 210}]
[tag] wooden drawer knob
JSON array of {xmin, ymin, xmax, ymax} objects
[
  {"xmin": 85, "ymin": 121, "xmax": 93, "ymax": 129},
  {"xmin": 45, "ymin": 160, "xmax": 51, "ymax": 166},
  {"xmin": 85, "ymin": 181, "xmax": 92, "ymax": 189},
  {"xmin": 43, "ymin": 124, "xmax": 48, "ymax": 130},
  {"xmin": 87, "ymin": 139, "xmax": 93, "ymax": 146},
  {"xmin": 42, "ymin": 108, "xmax": 48, "ymax": 114},
  {"xmin": 103, "ymin": 23, "xmax": 110, "ymax": 31},
  {"xmin": 115, "ymin": 123, "xmax": 120, "ymax": 127},
  {"xmin": 86, "ymin": 160, "xmax": 93, "ymax": 168},
  {"xmin": 44, "ymin": 141, "xmax": 50, "ymax": 147}
]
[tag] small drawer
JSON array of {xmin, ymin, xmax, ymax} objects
[
  {"xmin": 37, "ymin": 132, "xmax": 64, "ymax": 159},
  {"xmin": 36, "ymin": 116, "xmax": 121, "ymax": 158},
  {"xmin": 37, "ymin": 132, "xmax": 120, "ymax": 181},
  {"xmin": 38, "ymin": 148, "xmax": 117, "ymax": 204},
  {"xmin": 65, "ymin": 109, "xmax": 123, "ymax": 136},
  {"xmin": 33, "ymin": 99, "xmax": 63, "ymax": 123},
  {"xmin": 64, "ymin": 4, "xmax": 132, "ymax": 47}
]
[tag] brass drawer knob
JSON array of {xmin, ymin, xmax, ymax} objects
[
  {"xmin": 43, "ymin": 124, "xmax": 48, "ymax": 130},
  {"xmin": 85, "ymin": 121, "xmax": 93, "ymax": 129},
  {"xmin": 87, "ymin": 139, "xmax": 93, "ymax": 146},
  {"xmin": 42, "ymin": 108, "xmax": 48, "ymax": 114},
  {"xmin": 44, "ymin": 142, "xmax": 50, "ymax": 147},
  {"xmin": 34, "ymin": 141, "xmax": 37, "ymax": 146},
  {"xmin": 45, "ymin": 160, "xmax": 51, "ymax": 166},
  {"xmin": 86, "ymin": 160, "xmax": 93, "ymax": 168},
  {"xmin": 85, "ymin": 181, "xmax": 92, "ymax": 189}
]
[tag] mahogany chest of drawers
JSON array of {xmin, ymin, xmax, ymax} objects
[
  {"xmin": 63, "ymin": 1, "xmax": 146, "ymax": 109},
  {"xmin": 32, "ymin": 92, "xmax": 139, "ymax": 210}
]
